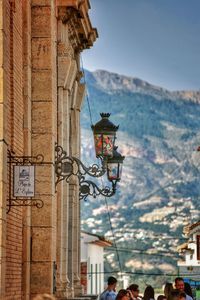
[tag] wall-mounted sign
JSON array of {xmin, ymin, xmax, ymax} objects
[{"xmin": 13, "ymin": 165, "xmax": 35, "ymax": 197}]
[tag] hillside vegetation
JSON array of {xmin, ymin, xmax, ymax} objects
[{"xmin": 80, "ymin": 69, "xmax": 200, "ymax": 288}]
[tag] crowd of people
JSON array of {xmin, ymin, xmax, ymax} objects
[{"xmin": 100, "ymin": 276, "xmax": 194, "ymax": 300}]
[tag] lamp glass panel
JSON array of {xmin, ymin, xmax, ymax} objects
[
  {"xmin": 107, "ymin": 163, "xmax": 120, "ymax": 180},
  {"xmin": 94, "ymin": 134, "xmax": 103, "ymax": 156},
  {"xmin": 102, "ymin": 134, "xmax": 114, "ymax": 156}
]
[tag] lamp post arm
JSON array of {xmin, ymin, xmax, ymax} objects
[
  {"xmin": 55, "ymin": 144, "xmax": 106, "ymax": 186},
  {"xmin": 72, "ymin": 156, "xmax": 106, "ymax": 178},
  {"xmin": 79, "ymin": 177, "xmax": 117, "ymax": 201}
]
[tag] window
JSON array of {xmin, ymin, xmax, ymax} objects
[{"xmin": 197, "ymin": 235, "xmax": 200, "ymax": 260}]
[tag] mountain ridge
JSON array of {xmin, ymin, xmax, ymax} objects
[{"xmin": 85, "ymin": 69, "xmax": 200, "ymax": 103}]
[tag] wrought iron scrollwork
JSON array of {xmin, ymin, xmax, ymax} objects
[
  {"xmin": 55, "ymin": 144, "xmax": 116, "ymax": 201},
  {"xmin": 7, "ymin": 198, "xmax": 44, "ymax": 208},
  {"xmin": 55, "ymin": 144, "xmax": 106, "ymax": 184},
  {"xmin": 8, "ymin": 150, "xmax": 44, "ymax": 165},
  {"xmin": 79, "ymin": 177, "xmax": 117, "ymax": 201},
  {"xmin": 7, "ymin": 150, "xmax": 45, "ymax": 213}
]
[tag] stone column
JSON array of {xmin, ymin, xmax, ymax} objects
[
  {"xmin": 71, "ymin": 80, "xmax": 86, "ymax": 296},
  {"xmin": 30, "ymin": 2, "xmax": 57, "ymax": 297},
  {"xmin": 22, "ymin": 0, "xmax": 32, "ymax": 298}
]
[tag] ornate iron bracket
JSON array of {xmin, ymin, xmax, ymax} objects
[
  {"xmin": 7, "ymin": 150, "xmax": 44, "ymax": 213},
  {"xmin": 79, "ymin": 177, "xmax": 117, "ymax": 201},
  {"xmin": 55, "ymin": 144, "xmax": 116, "ymax": 201}
]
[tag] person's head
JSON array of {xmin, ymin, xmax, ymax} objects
[
  {"xmin": 157, "ymin": 295, "xmax": 167, "ymax": 300},
  {"xmin": 127, "ymin": 284, "xmax": 140, "ymax": 299},
  {"xmin": 107, "ymin": 276, "xmax": 117, "ymax": 290},
  {"xmin": 169, "ymin": 289, "xmax": 180, "ymax": 300},
  {"xmin": 175, "ymin": 278, "xmax": 185, "ymax": 292},
  {"xmin": 116, "ymin": 289, "xmax": 131, "ymax": 300},
  {"xmin": 178, "ymin": 292, "xmax": 186, "ymax": 300},
  {"xmin": 184, "ymin": 282, "xmax": 193, "ymax": 297},
  {"xmin": 164, "ymin": 282, "xmax": 174, "ymax": 299},
  {"xmin": 143, "ymin": 285, "xmax": 155, "ymax": 300},
  {"xmin": 33, "ymin": 294, "xmax": 56, "ymax": 300}
]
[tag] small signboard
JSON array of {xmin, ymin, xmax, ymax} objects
[{"xmin": 13, "ymin": 165, "xmax": 35, "ymax": 197}]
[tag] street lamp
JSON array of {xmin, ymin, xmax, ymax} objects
[
  {"xmin": 91, "ymin": 113, "xmax": 118, "ymax": 158},
  {"xmin": 107, "ymin": 146, "xmax": 125, "ymax": 182},
  {"xmin": 55, "ymin": 113, "xmax": 125, "ymax": 201}
]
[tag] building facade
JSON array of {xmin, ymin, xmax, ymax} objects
[
  {"xmin": 178, "ymin": 220, "xmax": 200, "ymax": 280},
  {"xmin": 81, "ymin": 231, "xmax": 112, "ymax": 295},
  {"xmin": 0, "ymin": 0, "xmax": 97, "ymax": 299}
]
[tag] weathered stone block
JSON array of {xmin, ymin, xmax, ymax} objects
[
  {"xmin": 32, "ymin": 38, "xmax": 51, "ymax": 70},
  {"xmin": 32, "ymin": 101, "xmax": 54, "ymax": 134},
  {"xmin": 0, "ymin": 32, "xmax": 3, "ymax": 67},
  {"xmin": 65, "ymin": 60, "xmax": 77, "ymax": 90},
  {"xmin": 0, "ymin": 143, "xmax": 7, "ymax": 183},
  {"xmin": 32, "ymin": 0, "xmax": 52, "ymax": 6},
  {"xmin": 0, "ymin": 3, "xmax": 2, "ymax": 30},
  {"xmin": 58, "ymin": 56, "xmax": 71, "ymax": 87},
  {"xmin": 32, "ymin": 71, "xmax": 52, "ymax": 101},
  {"xmin": 31, "ymin": 7, "xmax": 52, "ymax": 38},
  {"xmin": 31, "ymin": 227, "xmax": 53, "ymax": 261},
  {"xmin": 32, "ymin": 195, "xmax": 55, "ymax": 226},
  {"xmin": 30, "ymin": 262, "xmax": 52, "ymax": 294},
  {"xmin": 23, "ymin": 66, "xmax": 31, "ymax": 97},
  {"xmin": 34, "ymin": 164, "xmax": 54, "ymax": 195},
  {"xmin": 32, "ymin": 133, "xmax": 54, "ymax": 162},
  {"xmin": 56, "ymin": 0, "xmax": 78, "ymax": 7},
  {"xmin": 0, "ymin": 103, "xmax": 3, "ymax": 139},
  {"xmin": 0, "ymin": 67, "xmax": 3, "ymax": 101},
  {"xmin": 0, "ymin": 181, "xmax": 7, "ymax": 220}
]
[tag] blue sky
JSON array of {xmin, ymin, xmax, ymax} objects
[{"xmin": 82, "ymin": 0, "xmax": 200, "ymax": 91}]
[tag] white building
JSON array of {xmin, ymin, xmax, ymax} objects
[
  {"xmin": 177, "ymin": 220, "xmax": 200, "ymax": 280},
  {"xmin": 81, "ymin": 231, "xmax": 112, "ymax": 295}
]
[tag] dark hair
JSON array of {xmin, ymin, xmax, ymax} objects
[
  {"xmin": 175, "ymin": 277, "xmax": 184, "ymax": 284},
  {"xmin": 116, "ymin": 289, "xmax": 130, "ymax": 300},
  {"xmin": 143, "ymin": 285, "xmax": 155, "ymax": 300},
  {"xmin": 108, "ymin": 276, "xmax": 117, "ymax": 285},
  {"xmin": 169, "ymin": 289, "xmax": 180, "ymax": 300},
  {"xmin": 127, "ymin": 284, "xmax": 139, "ymax": 292},
  {"xmin": 178, "ymin": 292, "xmax": 186, "ymax": 299},
  {"xmin": 157, "ymin": 295, "xmax": 167, "ymax": 300},
  {"xmin": 184, "ymin": 282, "xmax": 193, "ymax": 297},
  {"xmin": 164, "ymin": 282, "xmax": 174, "ymax": 299}
]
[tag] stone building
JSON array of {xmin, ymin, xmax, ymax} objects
[
  {"xmin": 0, "ymin": 0, "xmax": 97, "ymax": 299},
  {"xmin": 81, "ymin": 231, "xmax": 112, "ymax": 295},
  {"xmin": 177, "ymin": 220, "xmax": 200, "ymax": 281}
]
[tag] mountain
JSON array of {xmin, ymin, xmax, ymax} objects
[{"xmin": 80, "ymin": 69, "xmax": 200, "ymax": 289}]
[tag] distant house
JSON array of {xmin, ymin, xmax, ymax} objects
[
  {"xmin": 81, "ymin": 231, "xmax": 112, "ymax": 295},
  {"xmin": 177, "ymin": 220, "xmax": 200, "ymax": 281}
]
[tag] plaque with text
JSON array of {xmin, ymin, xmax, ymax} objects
[{"xmin": 13, "ymin": 165, "xmax": 35, "ymax": 197}]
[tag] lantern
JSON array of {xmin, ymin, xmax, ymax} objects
[
  {"xmin": 106, "ymin": 146, "xmax": 125, "ymax": 182},
  {"xmin": 91, "ymin": 113, "xmax": 119, "ymax": 158}
]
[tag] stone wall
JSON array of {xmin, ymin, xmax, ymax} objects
[
  {"xmin": 0, "ymin": 0, "xmax": 24, "ymax": 299},
  {"xmin": 0, "ymin": 0, "xmax": 97, "ymax": 299}
]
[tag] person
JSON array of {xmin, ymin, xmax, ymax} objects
[
  {"xmin": 164, "ymin": 282, "xmax": 174, "ymax": 300},
  {"xmin": 184, "ymin": 282, "xmax": 193, "ymax": 298},
  {"xmin": 174, "ymin": 278, "xmax": 193, "ymax": 300},
  {"xmin": 116, "ymin": 289, "xmax": 131, "ymax": 300},
  {"xmin": 143, "ymin": 285, "xmax": 155, "ymax": 300},
  {"xmin": 127, "ymin": 284, "xmax": 142, "ymax": 300},
  {"xmin": 100, "ymin": 276, "xmax": 118, "ymax": 300},
  {"xmin": 33, "ymin": 294, "xmax": 56, "ymax": 300}
]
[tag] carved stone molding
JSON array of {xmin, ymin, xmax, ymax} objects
[
  {"xmin": 56, "ymin": 0, "xmax": 98, "ymax": 52},
  {"xmin": 58, "ymin": 42, "xmax": 74, "ymax": 59}
]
